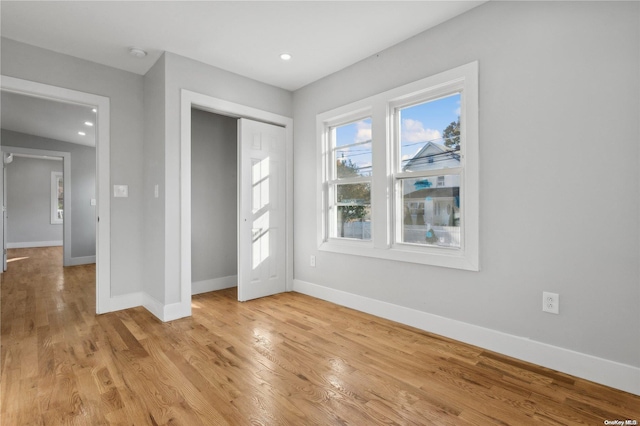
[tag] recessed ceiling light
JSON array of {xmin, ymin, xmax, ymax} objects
[
  {"xmin": 85, "ymin": 121, "xmax": 94, "ymax": 126},
  {"xmin": 78, "ymin": 131, "xmax": 86, "ymax": 136},
  {"xmin": 280, "ymin": 53, "xmax": 292, "ymax": 61},
  {"xmin": 92, "ymin": 108, "xmax": 97, "ymax": 113},
  {"xmin": 129, "ymin": 47, "xmax": 147, "ymax": 58}
]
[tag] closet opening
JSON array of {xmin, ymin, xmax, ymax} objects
[{"xmin": 190, "ymin": 108, "xmax": 239, "ymax": 295}]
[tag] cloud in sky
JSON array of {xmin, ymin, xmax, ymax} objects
[
  {"xmin": 355, "ymin": 119, "xmax": 372, "ymax": 143},
  {"xmin": 402, "ymin": 118, "xmax": 441, "ymax": 144}
]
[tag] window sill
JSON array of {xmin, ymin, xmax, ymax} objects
[{"xmin": 318, "ymin": 240, "xmax": 479, "ymax": 271}]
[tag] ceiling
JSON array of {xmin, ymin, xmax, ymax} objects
[
  {"xmin": 1, "ymin": 91, "xmax": 96, "ymax": 147},
  {"xmin": 1, "ymin": 1, "xmax": 484, "ymax": 145},
  {"xmin": 1, "ymin": 1, "xmax": 485, "ymax": 92}
]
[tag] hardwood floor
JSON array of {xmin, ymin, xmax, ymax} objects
[{"xmin": 1, "ymin": 247, "xmax": 638, "ymax": 425}]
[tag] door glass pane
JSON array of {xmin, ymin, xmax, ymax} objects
[
  {"xmin": 399, "ymin": 93, "xmax": 461, "ymax": 172},
  {"xmin": 399, "ymin": 175, "xmax": 460, "ymax": 248},
  {"xmin": 334, "ymin": 183, "xmax": 371, "ymax": 240}
]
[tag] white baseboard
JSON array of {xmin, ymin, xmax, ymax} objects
[
  {"xmin": 293, "ymin": 279, "xmax": 640, "ymax": 396},
  {"xmin": 141, "ymin": 293, "xmax": 164, "ymax": 320},
  {"xmin": 102, "ymin": 291, "xmax": 191, "ymax": 323},
  {"xmin": 163, "ymin": 301, "xmax": 191, "ymax": 322},
  {"xmin": 67, "ymin": 255, "xmax": 96, "ymax": 266},
  {"xmin": 142, "ymin": 293, "xmax": 191, "ymax": 322},
  {"xmin": 108, "ymin": 292, "xmax": 144, "ymax": 313},
  {"xmin": 192, "ymin": 275, "xmax": 237, "ymax": 295},
  {"xmin": 7, "ymin": 240, "xmax": 62, "ymax": 249}
]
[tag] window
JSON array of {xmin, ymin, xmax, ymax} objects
[
  {"xmin": 51, "ymin": 171, "xmax": 63, "ymax": 224},
  {"xmin": 327, "ymin": 116, "xmax": 372, "ymax": 241},
  {"xmin": 318, "ymin": 62, "xmax": 478, "ymax": 270},
  {"xmin": 394, "ymin": 93, "xmax": 462, "ymax": 249}
]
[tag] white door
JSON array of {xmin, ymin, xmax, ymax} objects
[{"xmin": 238, "ymin": 118, "xmax": 287, "ymax": 301}]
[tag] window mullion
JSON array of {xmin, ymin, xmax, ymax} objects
[{"xmin": 371, "ymin": 101, "xmax": 390, "ymax": 249}]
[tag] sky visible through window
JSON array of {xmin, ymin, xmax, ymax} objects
[{"xmin": 334, "ymin": 93, "xmax": 460, "ymax": 176}]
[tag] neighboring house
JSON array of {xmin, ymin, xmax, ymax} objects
[
  {"xmin": 401, "ymin": 142, "xmax": 461, "ymax": 246},
  {"xmin": 402, "ymin": 141, "xmax": 460, "ymax": 173}
]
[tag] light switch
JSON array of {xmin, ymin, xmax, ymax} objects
[
  {"xmin": 154, "ymin": 184, "xmax": 159, "ymax": 198},
  {"xmin": 90, "ymin": 198, "xmax": 96, "ymax": 206},
  {"xmin": 113, "ymin": 185, "xmax": 128, "ymax": 198}
]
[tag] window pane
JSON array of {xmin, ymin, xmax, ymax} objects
[
  {"xmin": 333, "ymin": 118, "xmax": 372, "ymax": 177},
  {"xmin": 399, "ymin": 176, "xmax": 460, "ymax": 248},
  {"xmin": 399, "ymin": 93, "xmax": 461, "ymax": 172},
  {"xmin": 334, "ymin": 183, "xmax": 371, "ymax": 240}
]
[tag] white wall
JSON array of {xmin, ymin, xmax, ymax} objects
[
  {"xmin": 292, "ymin": 0, "xmax": 640, "ymax": 376},
  {"xmin": 1, "ymin": 38, "xmax": 145, "ymax": 296},
  {"xmin": 191, "ymin": 109, "xmax": 237, "ymax": 285},
  {"xmin": 2, "ymin": 130, "xmax": 96, "ymax": 257},
  {"xmin": 5, "ymin": 156, "xmax": 62, "ymax": 246}
]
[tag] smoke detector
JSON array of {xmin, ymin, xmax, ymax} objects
[{"xmin": 129, "ymin": 47, "xmax": 147, "ymax": 58}]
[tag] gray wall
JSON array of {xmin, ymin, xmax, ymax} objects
[
  {"xmin": 191, "ymin": 109, "xmax": 238, "ymax": 283},
  {"xmin": 292, "ymin": 1, "xmax": 640, "ymax": 367},
  {"xmin": 2, "ymin": 37, "xmax": 145, "ymax": 296},
  {"xmin": 142, "ymin": 54, "xmax": 166, "ymax": 303},
  {"xmin": 6, "ymin": 156, "xmax": 63, "ymax": 245},
  {"xmin": 2, "ymin": 130, "xmax": 96, "ymax": 257},
  {"xmin": 148, "ymin": 52, "xmax": 293, "ymax": 304}
]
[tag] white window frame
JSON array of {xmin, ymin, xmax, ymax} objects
[
  {"xmin": 318, "ymin": 106, "xmax": 374, "ymax": 248},
  {"xmin": 51, "ymin": 171, "xmax": 63, "ymax": 225},
  {"xmin": 327, "ymin": 115, "xmax": 373, "ymax": 242},
  {"xmin": 317, "ymin": 61, "xmax": 478, "ymax": 271}
]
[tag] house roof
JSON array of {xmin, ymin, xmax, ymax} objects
[{"xmin": 402, "ymin": 142, "xmax": 460, "ymax": 172}]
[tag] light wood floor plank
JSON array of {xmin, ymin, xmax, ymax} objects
[{"xmin": 2, "ymin": 247, "xmax": 639, "ymax": 425}]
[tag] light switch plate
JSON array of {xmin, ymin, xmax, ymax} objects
[
  {"xmin": 113, "ymin": 185, "xmax": 128, "ymax": 198},
  {"xmin": 90, "ymin": 198, "xmax": 96, "ymax": 206}
]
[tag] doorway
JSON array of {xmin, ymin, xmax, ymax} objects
[
  {"xmin": 190, "ymin": 109, "xmax": 239, "ymax": 294},
  {"xmin": 0, "ymin": 76, "xmax": 111, "ymax": 314},
  {"xmin": 180, "ymin": 90, "xmax": 293, "ymax": 312},
  {"xmin": 1, "ymin": 148, "xmax": 71, "ymax": 269}
]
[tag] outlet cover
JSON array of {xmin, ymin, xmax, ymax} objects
[
  {"xmin": 113, "ymin": 185, "xmax": 128, "ymax": 198},
  {"xmin": 542, "ymin": 292, "xmax": 559, "ymax": 314}
]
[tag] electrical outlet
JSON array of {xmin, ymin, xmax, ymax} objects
[
  {"xmin": 542, "ymin": 292, "xmax": 559, "ymax": 314},
  {"xmin": 113, "ymin": 184, "xmax": 128, "ymax": 198},
  {"xmin": 310, "ymin": 255, "xmax": 316, "ymax": 267}
]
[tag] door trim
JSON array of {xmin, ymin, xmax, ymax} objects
[
  {"xmin": 1, "ymin": 76, "xmax": 111, "ymax": 314},
  {"xmin": 1, "ymin": 147, "xmax": 71, "ymax": 264},
  {"xmin": 180, "ymin": 90, "xmax": 294, "ymax": 312}
]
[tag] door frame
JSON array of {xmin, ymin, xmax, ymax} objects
[
  {"xmin": 1, "ymin": 147, "xmax": 71, "ymax": 264},
  {"xmin": 1, "ymin": 76, "xmax": 111, "ymax": 314},
  {"xmin": 180, "ymin": 90, "xmax": 293, "ymax": 309}
]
